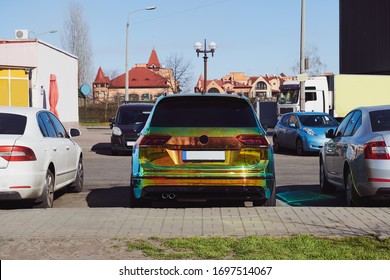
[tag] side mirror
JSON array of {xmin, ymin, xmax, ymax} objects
[
  {"xmin": 289, "ymin": 123, "xmax": 297, "ymax": 128},
  {"xmin": 325, "ymin": 129, "xmax": 334, "ymax": 138},
  {"xmin": 69, "ymin": 128, "xmax": 81, "ymax": 138}
]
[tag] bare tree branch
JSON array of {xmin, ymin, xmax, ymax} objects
[
  {"xmin": 163, "ymin": 53, "xmax": 194, "ymax": 93},
  {"xmin": 292, "ymin": 45, "xmax": 327, "ymax": 76}
]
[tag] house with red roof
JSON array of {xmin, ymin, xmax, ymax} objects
[
  {"xmin": 92, "ymin": 49, "xmax": 176, "ymax": 102},
  {"xmin": 195, "ymin": 72, "xmax": 292, "ymax": 100}
]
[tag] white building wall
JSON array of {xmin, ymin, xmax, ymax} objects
[
  {"xmin": 35, "ymin": 41, "xmax": 79, "ymax": 124},
  {"xmin": 0, "ymin": 40, "xmax": 79, "ymax": 125},
  {"xmin": 0, "ymin": 42, "xmax": 38, "ymax": 67}
]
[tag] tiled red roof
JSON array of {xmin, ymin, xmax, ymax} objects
[
  {"xmin": 264, "ymin": 75, "xmax": 278, "ymax": 83},
  {"xmin": 110, "ymin": 66, "xmax": 167, "ymax": 88},
  {"xmin": 146, "ymin": 49, "xmax": 161, "ymax": 68},
  {"xmin": 249, "ymin": 76, "xmax": 259, "ymax": 84},
  {"xmin": 207, "ymin": 79, "xmax": 223, "ymax": 87},
  {"xmin": 232, "ymin": 81, "xmax": 251, "ymax": 88},
  {"xmin": 93, "ymin": 67, "xmax": 110, "ymax": 84}
]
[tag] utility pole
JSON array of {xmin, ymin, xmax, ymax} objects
[{"xmin": 299, "ymin": 0, "xmax": 306, "ymax": 112}]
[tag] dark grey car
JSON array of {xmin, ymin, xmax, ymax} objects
[{"xmin": 110, "ymin": 103, "xmax": 154, "ymax": 155}]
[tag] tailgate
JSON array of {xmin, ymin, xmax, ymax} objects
[{"xmin": 137, "ymin": 127, "xmax": 270, "ymax": 174}]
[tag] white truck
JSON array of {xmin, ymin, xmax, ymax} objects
[{"xmin": 277, "ymin": 74, "xmax": 390, "ymax": 119}]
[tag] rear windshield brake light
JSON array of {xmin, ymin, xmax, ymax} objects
[
  {"xmin": 364, "ymin": 141, "xmax": 390, "ymax": 160},
  {"xmin": 0, "ymin": 146, "xmax": 37, "ymax": 161}
]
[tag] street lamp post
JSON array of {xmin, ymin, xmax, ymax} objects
[
  {"xmin": 125, "ymin": 6, "xmax": 156, "ymax": 102},
  {"xmin": 194, "ymin": 39, "xmax": 217, "ymax": 94}
]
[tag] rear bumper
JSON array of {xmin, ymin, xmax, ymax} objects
[
  {"xmin": 0, "ymin": 169, "xmax": 45, "ymax": 200},
  {"xmin": 132, "ymin": 177, "xmax": 275, "ymax": 202},
  {"xmin": 355, "ymin": 160, "xmax": 390, "ymax": 200},
  {"xmin": 373, "ymin": 188, "xmax": 390, "ymax": 200},
  {"xmin": 142, "ymin": 186, "xmax": 267, "ymax": 202},
  {"xmin": 0, "ymin": 191, "xmax": 23, "ymax": 200}
]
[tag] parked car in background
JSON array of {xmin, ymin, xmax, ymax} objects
[
  {"xmin": 110, "ymin": 103, "xmax": 154, "ymax": 155},
  {"xmin": 131, "ymin": 93, "xmax": 276, "ymax": 207},
  {"xmin": 273, "ymin": 112, "xmax": 339, "ymax": 155},
  {"xmin": 0, "ymin": 107, "xmax": 83, "ymax": 208},
  {"xmin": 320, "ymin": 105, "xmax": 390, "ymax": 206}
]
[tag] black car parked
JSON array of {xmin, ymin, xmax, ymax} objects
[{"xmin": 110, "ymin": 103, "xmax": 154, "ymax": 155}]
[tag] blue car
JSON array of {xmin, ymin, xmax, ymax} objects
[{"xmin": 273, "ymin": 112, "xmax": 338, "ymax": 155}]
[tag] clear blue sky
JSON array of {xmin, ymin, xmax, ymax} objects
[{"xmin": 2, "ymin": 0, "xmax": 339, "ymax": 84}]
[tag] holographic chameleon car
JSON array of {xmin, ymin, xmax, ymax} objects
[{"xmin": 130, "ymin": 93, "xmax": 276, "ymax": 207}]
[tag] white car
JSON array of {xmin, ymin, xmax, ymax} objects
[{"xmin": 0, "ymin": 106, "xmax": 83, "ymax": 208}]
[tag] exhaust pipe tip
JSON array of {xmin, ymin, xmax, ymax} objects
[
  {"xmin": 162, "ymin": 193, "xmax": 168, "ymax": 199},
  {"xmin": 168, "ymin": 193, "xmax": 176, "ymax": 200}
]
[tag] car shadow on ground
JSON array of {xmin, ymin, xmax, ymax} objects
[
  {"xmin": 0, "ymin": 201, "xmax": 34, "ymax": 209},
  {"xmin": 91, "ymin": 143, "xmax": 132, "ymax": 156},
  {"xmin": 86, "ymin": 186, "xmax": 130, "ymax": 207},
  {"xmin": 276, "ymin": 184, "xmax": 346, "ymax": 206}
]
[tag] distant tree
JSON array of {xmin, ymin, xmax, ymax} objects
[
  {"xmin": 62, "ymin": 2, "xmax": 93, "ymax": 88},
  {"xmin": 108, "ymin": 70, "xmax": 120, "ymax": 80},
  {"xmin": 163, "ymin": 53, "xmax": 194, "ymax": 93},
  {"xmin": 292, "ymin": 45, "xmax": 327, "ymax": 76}
]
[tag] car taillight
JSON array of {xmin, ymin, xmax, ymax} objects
[
  {"xmin": 0, "ymin": 146, "xmax": 37, "ymax": 161},
  {"xmin": 237, "ymin": 135, "xmax": 268, "ymax": 147},
  {"xmin": 139, "ymin": 135, "xmax": 171, "ymax": 146},
  {"xmin": 364, "ymin": 141, "xmax": 390, "ymax": 160}
]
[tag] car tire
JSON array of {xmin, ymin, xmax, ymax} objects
[
  {"xmin": 35, "ymin": 169, "xmax": 55, "ymax": 208},
  {"xmin": 70, "ymin": 157, "xmax": 84, "ymax": 193},
  {"xmin": 319, "ymin": 157, "xmax": 335, "ymax": 193},
  {"xmin": 296, "ymin": 138, "xmax": 305, "ymax": 156},
  {"xmin": 273, "ymin": 135, "xmax": 280, "ymax": 153},
  {"xmin": 346, "ymin": 171, "xmax": 364, "ymax": 207}
]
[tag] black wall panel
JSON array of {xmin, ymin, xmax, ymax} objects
[{"xmin": 340, "ymin": 0, "xmax": 390, "ymax": 74}]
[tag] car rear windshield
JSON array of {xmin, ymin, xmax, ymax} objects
[
  {"xmin": 370, "ymin": 109, "xmax": 390, "ymax": 132},
  {"xmin": 150, "ymin": 96, "xmax": 258, "ymax": 127},
  {"xmin": 0, "ymin": 113, "xmax": 27, "ymax": 135},
  {"xmin": 117, "ymin": 108, "xmax": 151, "ymax": 125}
]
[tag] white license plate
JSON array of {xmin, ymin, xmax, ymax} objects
[
  {"xmin": 183, "ymin": 151, "xmax": 225, "ymax": 161},
  {"xmin": 126, "ymin": 141, "xmax": 136, "ymax": 146}
]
